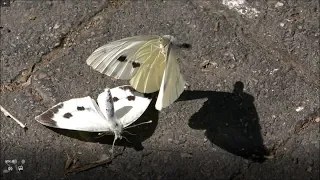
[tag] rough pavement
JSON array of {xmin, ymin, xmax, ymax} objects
[{"xmin": 0, "ymin": 0, "xmax": 319, "ymax": 180}]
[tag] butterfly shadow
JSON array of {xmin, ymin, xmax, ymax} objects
[
  {"xmin": 48, "ymin": 98, "xmax": 159, "ymax": 151},
  {"xmin": 178, "ymin": 81, "xmax": 269, "ymax": 163}
]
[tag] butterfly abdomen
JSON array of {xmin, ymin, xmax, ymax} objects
[{"xmin": 104, "ymin": 89, "xmax": 115, "ymax": 118}]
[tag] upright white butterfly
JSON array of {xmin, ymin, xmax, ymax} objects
[
  {"xmin": 86, "ymin": 35, "xmax": 189, "ymax": 111},
  {"xmin": 35, "ymin": 85, "xmax": 152, "ymax": 154}
]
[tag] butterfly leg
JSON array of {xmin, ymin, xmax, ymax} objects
[{"xmin": 109, "ymin": 137, "xmax": 117, "ymax": 158}]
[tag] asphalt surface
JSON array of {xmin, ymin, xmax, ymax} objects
[{"xmin": 0, "ymin": 0, "xmax": 319, "ymax": 180}]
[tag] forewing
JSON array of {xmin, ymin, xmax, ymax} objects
[
  {"xmin": 86, "ymin": 35, "xmax": 160, "ymax": 80},
  {"xmin": 110, "ymin": 85, "xmax": 152, "ymax": 127},
  {"xmin": 35, "ymin": 97, "xmax": 112, "ymax": 132},
  {"xmin": 155, "ymin": 44, "xmax": 186, "ymax": 110}
]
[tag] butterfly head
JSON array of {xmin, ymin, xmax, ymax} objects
[
  {"xmin": 162, "ymin": 35, "xmax": 191, "ymax": 49},
  {"xmin": 111, "ymin": 121, "xmax": 124, "ymax": 140},
  {"xmin": 162, "ymin": 34, "xmax": 176, "ymax": 42},
  {"xmin": 161, "ymin": 35, "xmax": 176, "ymax": 47}
]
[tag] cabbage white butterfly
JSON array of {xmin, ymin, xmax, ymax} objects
[
  {"xmin": 35, "ymin": 85, "xmax": 152, "ymax": 154},
  {"xmin": 86, "ymin": 35, "xmax": 188, "ymax": 111}
]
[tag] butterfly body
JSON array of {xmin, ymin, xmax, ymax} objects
[
  {"xmin": 97, "ymin": 88, "xmax": 123, "ymax": 141},
  {"xmin": 86, "ymin": 35, "xmax": 187, "ymax": 110}
]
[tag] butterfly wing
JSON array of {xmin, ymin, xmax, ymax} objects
[
  {"xmin": 155, "ymin": 44, "xmax": 186, "ymax": 111},
  {"xmin": 35, "ymin": 97, "xmax": 112, "ymax": 132},
  {"xmin": 86, "ymin": 35, "xmax": 160, "ymax": 80},
  {"xmin": 128, "ymin": 38, "xmax": 167, "ymax": 93},
  {"xmin": 110, "ymin": 85, "xmax": 152, "ymax": 128},
  {"xmin": 87, "ymin": 35, "xmax": 174, "ymax": 93}
]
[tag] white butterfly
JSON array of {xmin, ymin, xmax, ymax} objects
[
  {"xmin": 35, "ymin": 85, "xmax": 152, "ymax": 154},
  {"xmin": 86, "ymin": 35, "xmax": 188, "ymax": 111}
]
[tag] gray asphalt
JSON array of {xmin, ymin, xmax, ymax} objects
[{"xmin": 1, "ymin": 1, "xmax": 319, "ymax": 180}]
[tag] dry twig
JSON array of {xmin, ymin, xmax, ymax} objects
[
  {"xmin": 66, "ymin": 147, "xmax": 125, "ymax": 175},
  {"xmin": 0, "ymin": 105, "xmax": 27, "ymax": 129}
]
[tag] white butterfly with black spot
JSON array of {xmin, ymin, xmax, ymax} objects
[
  {"xmin": 35, "ymin": 85, "xmax": 152, "ymax": 154},
  {"xmin": 86, "ymin": 35, "xmax": 190, "ymax": 111}
]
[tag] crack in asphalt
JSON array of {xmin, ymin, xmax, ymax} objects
[
  {"xmin": 269, "ymin": 108, "xmax": 319, "ymax": 157},
  {"xmin": 0, "ymin": 0, "xmax": 127, "ymax": 93}
]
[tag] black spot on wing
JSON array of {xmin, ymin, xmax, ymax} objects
[
  {"xmin": 132, "ymin": 62, "xmax": 141, "ymax": 68},
  {"xmin": 127, "ymin": 95, "xmax": 135, "ymax": 101},
  {"xmin": 117, "ymin": 55, "xmax": 127, "ymax": 62},
  {"xmin": 51, "ymin": 103, "xmax": 63, "ymax": 113},
  {"xmin": 41, "ymin": 111, "xmax": 54, "ymax": 119},
  {"xmin": 77, "ymin": 106, "xmax": 85, "ymax": 111},
  {"xmin": 113, "ymin": 97, "xmax": 119, "ymax": 102},
  {"xmin": 38, "ymin": 111, "xmax": 57, "ymax": 126},
  {"xmin": 63, "ymin": 113, "xmax": 73, "ymax": 119},
  {"xmin": 119, "ymin": 86, "xmax": 136, "ymax": 92},
  {"xmin": 36, "ymin": 103, "xmax": 64, "ymax": 127}
]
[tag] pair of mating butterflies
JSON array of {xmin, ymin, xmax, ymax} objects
[
  {"xmin": 36, "ymin": 35, "xmax": 186, "ymax": 152},
  {"xmin": 86, "ymin": 35, "xmax": 187, "ymax": 111}
]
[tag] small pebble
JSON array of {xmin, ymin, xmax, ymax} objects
[
  {"xmin": 275, "ymin": 2, "xmax": 284, "ymax": 8},
  {"xmin": 53, "ymin": 23, "xmax": 60, "ymax": 29},
  {"xmin": 180, "ymin": 153, "xmax": 192, "ymax": 158},
  {"xmin": 203, "ymin": 137, "xmax": 208, "ymax": 143},
  {"xmin": 28, "ymin": 15, "xmax": 37, "ymax": 20},
  {"xmin": 295, "ymin": 106, "xmax": 304, "ymax": 112},
  {"xmin": 53, "ymin": 42, "xmax": 60, "ymax": 48}
]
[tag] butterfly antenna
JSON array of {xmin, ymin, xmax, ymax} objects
[
  {"xmin": 177, "ymin": 43, "xmax": 192, "ymax": 49},
  {"xmin": 124, "ymin": 120, "xmax": 152, "ymax": 130},
  {"xmin": 123, "ymin": 130, "xmax": 136, "ymax": 136},
  {"xmin": 122, "ymin": 136, "xmax": 132, "ymax": 144}
]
